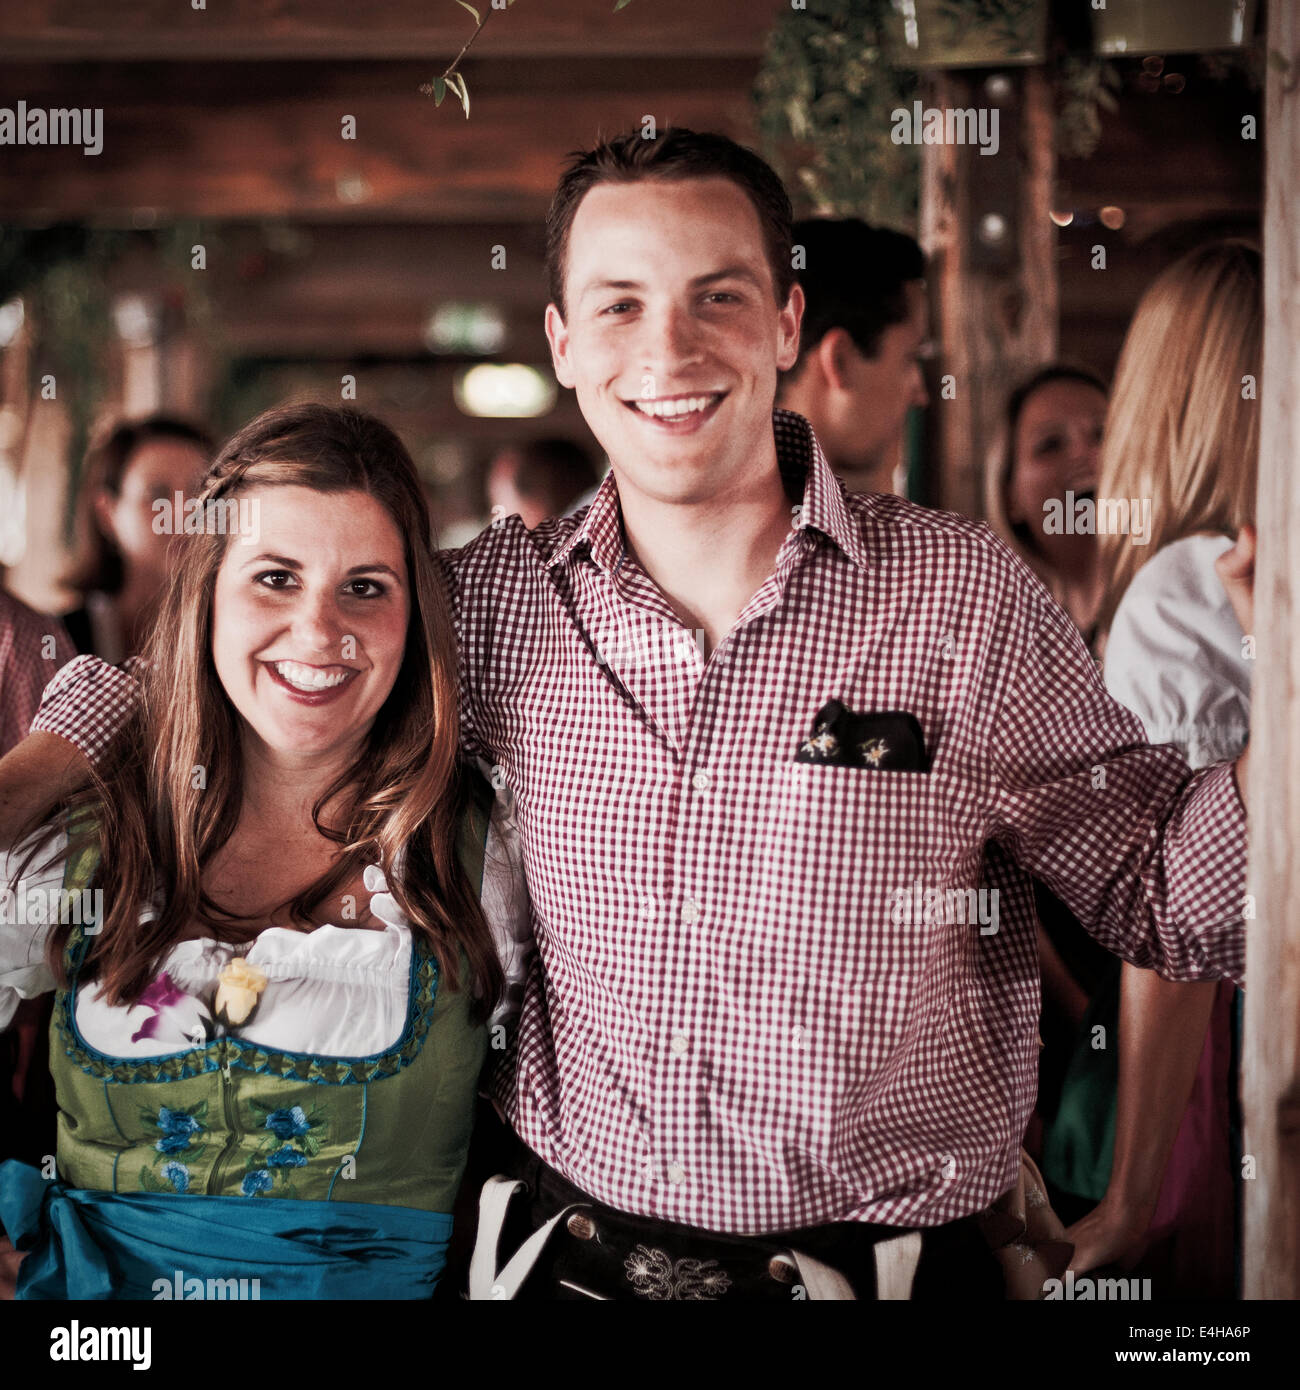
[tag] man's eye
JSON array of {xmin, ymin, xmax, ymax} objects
[
  {"xmin": 601, "ymin": 302, "xmax": 635, "ymax": 315},
  {"xmin": 704, "ymin": 292, "xmax": 739, "ymax": 304},
  {"xmin": 255, "ymin": 570, "xmax": 296, "ymax": 589}
]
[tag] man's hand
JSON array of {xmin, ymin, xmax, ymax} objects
[
  {"xmin": 1214, "ymin": 523, "xmax": 1255, "ymax": 640},
  {"xmin": 0, "ymin": 731, "xmax": 92, "ymax": 845}
]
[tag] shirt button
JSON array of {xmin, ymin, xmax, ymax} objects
[
  {"xmin": 691, "ymin": 770, "xmax": 711, "ymax": 793},
  {"xmin": 670, "ymin": 1033, "xmax": 689, "ymax": 1056},
  {"xmin": 640, "ymin": 893, "xmax": 657, "ymax": 918},
  {"xmin": 667, "ymin": 1162, "xmax": 686, "ymax": 1185},
  {"xmin": 680, "ymin": 897, "xmax": 701, "ymax": 925}
]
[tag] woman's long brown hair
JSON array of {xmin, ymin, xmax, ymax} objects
[{"xmin": 16, "ymin": 402, "xmax": 502, "ymax": 1019}]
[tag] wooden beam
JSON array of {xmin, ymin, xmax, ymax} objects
[
  {"xmin": 0, "ymin": 59, "xmax": 760, "ymax": 222},
  {"xmin": 1242, "ymin": 0, "xmax": 1300, "ymax": 1301},
  {"xmin": 920, "ymin": 67, "xmax": 1058, "ymax": 519},
  {"xmin": 0, "ymin": 0, "xmax": 786, "ymax": 60}
]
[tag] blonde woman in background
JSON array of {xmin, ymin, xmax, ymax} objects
[{"xmin": 1054, "ymin": 240, "xmax": 1260, "ymax": 1296}]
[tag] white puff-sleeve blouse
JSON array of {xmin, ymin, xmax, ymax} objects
[
  {"xmin": 0, "ymin": 786, "xmax": 532, "ymax": 1053},
  {"xmin": 1102, "ymin": 533, "xmax": 1251, "ymax": 772}
]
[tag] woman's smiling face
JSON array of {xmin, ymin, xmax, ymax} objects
[{"xmin": 210, "ymin": 485, "xmax": 410, "ymax": 763}]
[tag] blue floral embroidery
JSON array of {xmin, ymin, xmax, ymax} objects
[
  {"xmin": 160, "ymin": 1161, "xmax": 190, "ymax": 1193},
  {"xmin": 139, "ymin": 1101, "xmax": 208, "ymax": 1192},
  {"xmin": 245, "ymin": 1097, "xmax": 326, "ymax": 1196},
  {"xmin": 264, "ymin": 1106, "xmax": 310, "ymax": 1140},
  {"xmin": 153, "ymin": 1109, "xmax": 200, "ymax": 1153},
  {"xmin": 242, "ymin": 1169, "xmax": 273, "ymax": 1196}
]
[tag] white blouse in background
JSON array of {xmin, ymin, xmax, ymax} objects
[
  {"xmin": 1102, "ymin": 532, "xmax": 1251, "ymax": 772},
  {"xmin": 0, "ymin": 791, "xmax": 532, "ymax": 1052}
]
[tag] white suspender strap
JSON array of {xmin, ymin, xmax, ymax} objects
[
  {"xmin": 873, "ymin": 1229, "xmax": 924, "ymax": 1300},
  {"xmin": 467, "ymin": 1174, "xmax": 590, "ymax": 1300}
]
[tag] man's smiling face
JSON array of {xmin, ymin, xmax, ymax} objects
[{"xmin": 545, "ymin": 176, "xmax": 802, "ymax": 509}]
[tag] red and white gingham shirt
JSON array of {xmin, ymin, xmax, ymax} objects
[
  {"xmin": 1, "ymin": 590, "xmax": 76, "ymax": 757},
  {"xmin": 33, "ymin": 410, "xmax": 1247, "ymax": 1234}
]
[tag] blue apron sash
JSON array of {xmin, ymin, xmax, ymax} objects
[{"xmin": 0, "ymin": 1159, "xmax": 452, "ymax": 1300}]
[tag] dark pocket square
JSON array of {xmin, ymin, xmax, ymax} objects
[{"xmin": 793, "ymin": 700, "xmax": 929, "ymax": 771}]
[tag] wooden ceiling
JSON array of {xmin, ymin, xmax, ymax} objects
[
  {"xmin": 0, "ymin": 0, "xmax": 785, "ymax": 61},
  {"xmin": 0, "ymin": 3, "xmax": 1263, "ymax": 390},
  {"xmin": 1, "ymin": 2, "xmax": 783, "ymax": 372}
]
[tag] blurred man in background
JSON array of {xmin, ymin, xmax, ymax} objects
[
  {"xmin": 777, "ymin": 219, "xmax": 930, "ymax": 496},
  {"xmin": 487, "ymin": 436, "xmax": 602, "ymax": 529}
]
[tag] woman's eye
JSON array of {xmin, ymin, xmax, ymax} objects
[
  {"xmin": 255, "ymin": 570, "xmax": 296, "ymax": 589},
  {"xmin": 344, "ymin": 579, "xmax": 386, "ymax": 599}
]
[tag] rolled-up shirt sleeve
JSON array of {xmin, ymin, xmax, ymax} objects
[
  {"xmin": 990, "ymin": 578, "xmax": 1246, "ymax": 987},
  {"xmin": 29, "ymin": 654, "xmax": 145, "ymax": 766}
]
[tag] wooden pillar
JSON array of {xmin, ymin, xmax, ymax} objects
[
  {"xmin": 919, "ymin": 65, "xmax": 1057, "ymax": 518},
  {"xmin": 1243, "ymin": 0, "xmax": 1300, "ymax": 1301}
]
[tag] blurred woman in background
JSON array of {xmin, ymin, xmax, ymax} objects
[
  {"xmin": 987, "ymin": 364, "xmax": 1109, "ymax": 643},
  {"xmin": 61, "ymin": 416, "xmax": 212, "ymax": 662},
  {"xmin": 987, "ymin": 364, "xmax": 1115, "ymax": 1164}
]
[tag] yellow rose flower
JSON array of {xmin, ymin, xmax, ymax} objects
[{"xmin": 214, "ymin": 958, "xmax": 268, "ymax": 1028}]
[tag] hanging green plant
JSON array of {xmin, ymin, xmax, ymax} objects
[
  {"xmin": 753, "ymin": 0, "xmax": 920, "ymax": 228},
  {"xmin": 0, "ymin": 225, "xmax": 217, "ymax": 537}
]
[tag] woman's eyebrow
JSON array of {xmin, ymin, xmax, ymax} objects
[
  {"xmin": 238, "ymin": 554, "xmax": 401, "ymax": 581},
  {"xmin": 345, "ymin": 563, "xmax": 401, "ymax": 580},
  {"xmin": 241, "ymin": 552, "xmax": 300, "ymax": 569}
]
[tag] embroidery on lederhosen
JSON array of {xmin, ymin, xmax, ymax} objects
[{"xmin": 624, "ymin": 1245, "xmax": 733, "ymax": 1301}]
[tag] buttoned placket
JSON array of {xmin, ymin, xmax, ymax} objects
[{"xmin": 638, "ymin": 526, "xmax": 819, "ymax": 1216}]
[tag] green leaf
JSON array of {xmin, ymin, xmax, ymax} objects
[
  {"xmin": 614, "ymin": 0, "xmax": 634, "ymax": 9},
  {"xmin": 431, "ymin": 76, "xmax": 447, "ymax": 106},
  {"xmin": 455, "ymin": 0, "xmax": 481, "ymax": 21}
]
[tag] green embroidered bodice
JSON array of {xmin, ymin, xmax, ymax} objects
[{"xmin": 48, "ymin": 787, "xmax": 492, "ymax": 1214}]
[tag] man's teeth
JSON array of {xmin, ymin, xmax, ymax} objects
[
  {"xmin": 634, "ymin": 394, "xmax": 719, "ymax": 419},
  {"xmin": 273, "ymin": 661, "xmax": 351, "ymax": 691}
]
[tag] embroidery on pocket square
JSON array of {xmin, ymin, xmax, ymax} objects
[{"xmin": 793, "ymin": 700, "xmax": 929, "ymax": 771}]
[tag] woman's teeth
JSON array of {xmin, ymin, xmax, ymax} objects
[
  {"xmin": 633, "ymin": 394, "xmax": 720, "ymax": 420},
  {"xmin": 272, "ymin": 660, "xmax": 351, "ymax": 692}
]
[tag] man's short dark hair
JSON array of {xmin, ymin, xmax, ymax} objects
[
  {"xmin": 783, "ymin": 220, "xmax": 926, "ymax": 384},
  {"xmin": 545, "ymin": 127, "xmax": 795, "ymax": 319}
]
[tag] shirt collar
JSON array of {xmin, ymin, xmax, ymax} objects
[
  {"xmin": 544, "ymin": 408, "xmax": 873, "ymax": 576},
  {"xmin": 773, "ymin": 407, "xmax": 874, "ymax": 573}
]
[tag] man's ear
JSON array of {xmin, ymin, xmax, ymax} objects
[
  {"xmin": 544, "ymin": 303, "xmax": 576, "ymax": 389},
  {"xmin": 776, "ymin": 282, "xmax": 804, "ymax": 374},
  {"xmin": 815, "ymin": 327, "xmax": 863, "ymax": 394}
]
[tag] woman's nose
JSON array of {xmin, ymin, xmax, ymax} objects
[{"xmin": 291, "ymin": 591, "xmax": 343, "ymax": 654}]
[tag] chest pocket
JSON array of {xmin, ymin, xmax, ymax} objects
[{"xmin": 746, "ymin": 764, "xmax": 989, "ymax": 989}]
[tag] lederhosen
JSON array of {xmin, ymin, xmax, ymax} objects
[{"xmin": 453, "ymin": 1099, "xmax": 1005, "ymax": 1302}]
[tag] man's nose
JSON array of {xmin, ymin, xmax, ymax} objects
[{"xmin": 641, "ymin": 305, "xmax": 702, "ymax": 375}]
